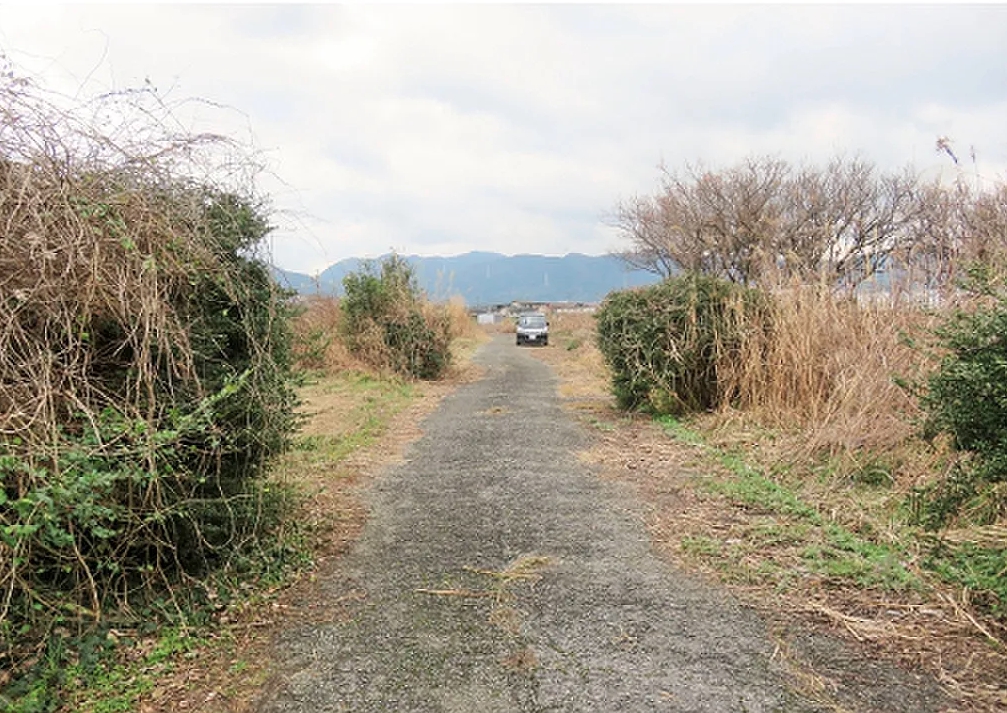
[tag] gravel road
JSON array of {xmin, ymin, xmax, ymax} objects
[{"xmin": 252, "ymin": 335, "xmax": 873, "ymax": 712}]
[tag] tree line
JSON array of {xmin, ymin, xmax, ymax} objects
[{"xmin": 612, "ymin": 150, "xmax": 1007, "ymax": 294}]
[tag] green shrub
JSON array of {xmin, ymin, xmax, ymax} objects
[
  {"xmin": 339, "ymin": 254, "xmax": 452, "ymax": 380},
  {"xmin": 0, "ymin": 76, "xmax": 300, "ymax": 690},
  {"xmin": 0, "ymin": 189, "xmax": 297, "ymax": 605},
  {"xmin": 914, "ymin": 294, "xmax": 1007, "ymax": 528},
  {"xmin": 595, "ymin": 273, "xmax": 771, "ymax": 414}
]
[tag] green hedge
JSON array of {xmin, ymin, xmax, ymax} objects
[{"xmin": 595, "ymin": 273, "xmax": 771, "ymax": 415}]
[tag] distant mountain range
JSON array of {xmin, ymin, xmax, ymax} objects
[{"xmin": 272, "ymin": 252, "xmax": 661, "ymax": 306}]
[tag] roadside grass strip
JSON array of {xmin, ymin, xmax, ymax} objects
[
  {"xmin": 656, "ymin": 415, "xmax": 923, "ymax": 595},
  {"xmin": 287, "ymin": 372, "xmax": 415, "ymax": 470}
]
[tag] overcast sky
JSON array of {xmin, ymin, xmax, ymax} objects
[{"xmin": 2, "ymin": 3, "xmax": 1006, "ymax": 274}]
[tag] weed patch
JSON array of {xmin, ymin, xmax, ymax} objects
[
  {"xmin": 803, "ymin": 525, "xmax": 921, "ymax": 592},
  {"xmin": 658, "ymin": 416, "xmax": 920, "ymax": 594},
  {"xmin": 925, "ymin": 542, "xmax": 1007, "ymax": 620},
  {"xmin": 679, "ymin": 535, "xmax": 723, "ymax": 559}
]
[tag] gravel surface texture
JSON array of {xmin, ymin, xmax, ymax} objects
[{"xmin": 253, "ymin": 335, "xmax": 935, "ymax": 712}]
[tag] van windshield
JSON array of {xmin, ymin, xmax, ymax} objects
[{"xmin": 520, "ymin": 315, "xmax": 547, "ymax": 327}]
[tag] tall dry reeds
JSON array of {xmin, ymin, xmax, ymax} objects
[
  {"xmin": 720, "ymin": 285, "xmax": 940, "ymax": 456},
  {"xmin": 445, "ymin": 294, "xmax": 480, "ymax": 340}
]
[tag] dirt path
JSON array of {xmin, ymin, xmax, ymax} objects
[{"xmin": 252, "ymin": 335, "xmax": 935, "ymax": 712}]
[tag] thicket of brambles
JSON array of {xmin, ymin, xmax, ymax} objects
[
  {"xmin": 0, "ymin": 71, "xmax": 297, "ymax": 696},
  {"xmin": 602, "ymin": 150, "xmax": 1007, "ymax": 542}
]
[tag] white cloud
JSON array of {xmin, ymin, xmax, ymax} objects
[{"xmin": 2, "ymin": 4, "xmax": 1006, "ymax": 273}]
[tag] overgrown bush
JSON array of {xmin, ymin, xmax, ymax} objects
[
  {"xmin": 0, "ymin": 71, "xmax": 296, "ymax": 667},
  {"xmin": 595, "ymin": 273, "xmax": 772, "ymax": 414},
  {"xmin": 914, "ymin": 291, "xmax": 1007, "ymax": 528},
  {"xmin": 338, "ymin": 254, "xmax": 453, "ymax": 379}
]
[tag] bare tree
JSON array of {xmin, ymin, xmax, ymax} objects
[
  {"xmin": 614, "ymin": 154, "xmax": 922, "ymax": 292},
  {"xmin": 960, "ymin": 182, "xmax": 1007, "ymax": 284},
  {"xmin": 899, "ymin": 176, "xmax": 968, "ymax": 297},
  {"xmin": 685, "ymin": 157, "xmax": 789, "ymax": 285},
  {"xmin": 613, "ymin": 157, "xmax": 789, "ymax": 285},
  {"xmin": 611, "ymin": 193, "xmax": 681, "ymax": 278}
]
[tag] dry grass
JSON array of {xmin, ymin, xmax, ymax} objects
[
  {"xmin": 0, "ymin": 125, "xmax": 258, "ymax": 450},
  {"xmin": 445, "ymin": 295, "xmax": 481, "ymax": 340},
  {"xmin": 490, "ymin": 318, "xmax": 517, "ymax": 334},
  {"xmin": 291, "ymin": 296, "xmax": 366, "ymax": 373},
  {"xmin": 655, "ymin": 471, "xmax": 1007, "ymax": 712},
  {"xmin": 546, "ymin": 311, "xmax": 596, "ymax": 348},
  {"xmin": 723, "ymin": 286, "xmax": 941, "ymax": 458}
]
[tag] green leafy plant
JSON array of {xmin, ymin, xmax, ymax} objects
[
  {"xmin": 913, "ymin": 291, "xmax": 1007, "ymax": 528},
  {"xmin": 595, "ymin": 273, "xmax": 772, "ymax": 414},
  {"xmin": 925, "ymin": 542, "xmax": 1007, "ymax": 619},
  {"xmin": 339, "ymin": 254, "xmax": 452, "ymax": 380},
  {"xmin": 802, "ymin": 525, "xmax": 920, "ymax": 592}
]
